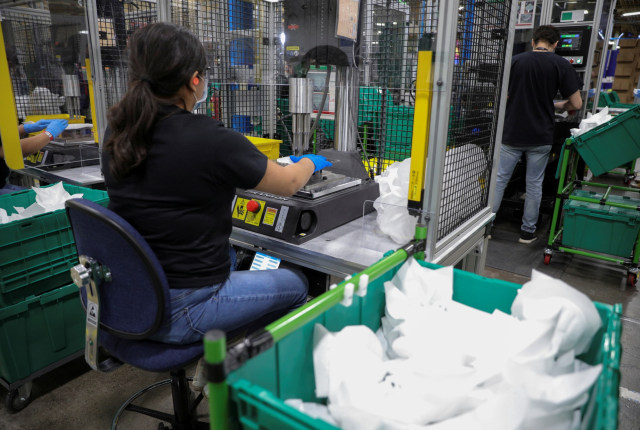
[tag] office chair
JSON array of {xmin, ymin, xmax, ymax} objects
[{"xmin": 65, "ymin": 198, "xmax": 209, "ymax": 430}]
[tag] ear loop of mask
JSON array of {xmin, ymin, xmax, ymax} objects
[{"xmin": 192, "ymin": 75, "xmax": 208, "ymax": 112}]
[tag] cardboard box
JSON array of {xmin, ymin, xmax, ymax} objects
[
  {"xmin": 612, "ymin": 77, "xmax": 634, "ymax": 91},
  {"xmin": 619, "ymin": 39, "xmax": 639, "ymax": 49},
  {"xmin": 615, "ymin": 63, "xmax": 636, "ymax": 77},
  {"xmin": 617, "ymin": 51, "xmax": 636, "ymax": 63},
  {"xmin": 618, "ymin": 91, "xmax": 634, "ymax": 103}
]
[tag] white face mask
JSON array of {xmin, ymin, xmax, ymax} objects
[{"xmin": 192, "ymin": 76, "xmax": 208, "ymax": 112}]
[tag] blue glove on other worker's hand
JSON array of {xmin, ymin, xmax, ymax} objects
[
  {"xmin": 289, "ymin": 154, "xmax": 332, "ymax": 173},
  {"xmin": 45, "ymin": 119, "xmax": 69, "ymax": 139},
  {"xmin": 22, "ymin": 119, "xmax": 52, "ymax": 134}
]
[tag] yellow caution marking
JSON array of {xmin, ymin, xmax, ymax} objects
[
  {"xmin": 408, "ymin": 50, "xmax": 434, "ymax": 209},
  {"xmin": 232, "ymin": 198, "xmax": 249, "ymax": 221},
  {"xmin": 244, "ymin": 200, "xmax": 266, "ymax": 226},
  {"xmin": 263, "ymin": 207, "xmax": 278, "ymax": 226},
  {"xmin": 0, "ymin": 22, "xmax": 24, "ymax": 170}
]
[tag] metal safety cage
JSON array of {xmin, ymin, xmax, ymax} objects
[
  {"xmin": 170, "ymin": 0, "xmax": 283, "ymax": 143},
  {"xmin": 0, "ymin": 3, "xmax": 89, "ymax": 123},
  {"xmin": 422, "ymin": 0, "xmax": 516, "ymax": 264},
  {"xmin": 357, "ymin": 0, "xmax": 425, "ymax": 175},
  {"xmin": 436, "ymin": 0, "xmax": 513, "ymax": 239},
  {"xmin": 85, "ymin": 0, "xmax": 158, "ymax": 143}
]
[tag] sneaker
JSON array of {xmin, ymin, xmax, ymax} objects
[{"xmin": 518, "ymin": 230, "xmax": 537, "ymax": 244}]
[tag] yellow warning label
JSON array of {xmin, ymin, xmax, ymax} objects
[
  {"xmin": 263, "ymin": 207, "xmax": 278, "ymax": 226},
  {"xmin": 232, "ymin": 198, "xmax": 248, "ymax": 221},
  {"xmin": 244, "ymin": 199, "xmax": 266, "ymax": 227},
  {"xmin": 25, "ymin": 152, "xmax": 44, "ymax": 164},
  {"xmin": 286, "ymin": 46, "xmax": 300, "ymax": 51}
]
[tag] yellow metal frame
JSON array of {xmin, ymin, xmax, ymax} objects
[
  {"xmin": 407, "ymin": 50, "xmax": 434, "ymax": 209},
  {"xmin": 0, "ymin": 21, "xmax": 24, "ymax": 170},
  {"xmin": 85, "ymin": 58, "xmax": 99, "ymax": 143}
]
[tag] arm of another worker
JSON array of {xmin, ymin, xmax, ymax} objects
[
  {"xmin": 0, "ymin": 119, "xmax": 68, "ymax": 158},
  {"xmin": 554, "ymin": 90, "xmax": 583, "ymax": 112},
  {"xmin": 254, "ymin": 154, "xmax": 332, "ymax": 196}
]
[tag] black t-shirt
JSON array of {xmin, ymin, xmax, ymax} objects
[
  {"xmin": 102, "ymin": 104, "xmax": 268, "ymax": 289},
  {"xmin": 0, "ymin": 136, "xmax": 8, "ymax": 188},
  {"xmin": 502, "ymin": 51, "xmax": 581, "ymax": 147}
]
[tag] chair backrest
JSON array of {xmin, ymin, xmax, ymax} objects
[{"xmin": 66, "ymin": 198, "xmax": 170, "ymax": 339}]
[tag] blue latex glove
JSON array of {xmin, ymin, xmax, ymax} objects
[
  {"xmin": 22, "ymin": 119, "xmax": 52, "ymax": 134},
  {"xmin": 289, "ymin": 154, "xmax": 332, "ymax": 173},
  {"xmin": 45, "ymin": 119, "xmax": 69, "ymax": 139}
]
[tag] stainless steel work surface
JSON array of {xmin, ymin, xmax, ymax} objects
[
  {"xmin": 231, "ymin": 211, "xmax": 399, "ymax": 277},
  {"xmin": 18, "ymin": 165, "xmax": 104, "ymax": 186}
]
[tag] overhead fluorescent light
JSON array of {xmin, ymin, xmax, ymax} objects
[{"xmin": 622, "ymin": 11, "xmax": 640, "ymax": 17}]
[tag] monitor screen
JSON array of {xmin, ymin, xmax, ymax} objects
[{"xmin": 559, "ymin": 31, "xmax": 582, "ymax": 50}]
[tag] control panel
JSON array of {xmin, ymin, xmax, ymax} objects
[
  {"xmin": 562, "ymin": 56, "xmax": 584, "ymax": 66},
  {"xmin": 554, "ymin": 25, "xmax": 592, "ymax": 69}
]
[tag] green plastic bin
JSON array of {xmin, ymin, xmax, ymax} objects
[
  {"xmin": 227, "ymin": 259, "xmax": 621, "ymax": 430},
  {"xmin": 0, "ymin": 184, "xmax": 108, "ymax": 307},
  {"xmin": 563, "ymin": 190, "xmax": 640, "ymax": 257},
  {"xmin": 0, "ymin": 283, "xmax": 85, "ymax": 383},
  {"xmin": 571, "ymin": 105, "xmax": 640, "ymax": 176}
]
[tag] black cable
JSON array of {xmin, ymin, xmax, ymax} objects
[{"xmin": 308, "ymin": 65, "xmax": 331, "ymax": 150}]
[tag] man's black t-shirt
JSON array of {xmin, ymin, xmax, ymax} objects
[
  {"xmin": 502, "ymin": 51, "xmax": 581, "ymax": 147},
  {"xmin": 102, "ymin": 105, "xmax": 268, "ymax": 289}
]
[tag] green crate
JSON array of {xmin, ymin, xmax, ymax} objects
[
  {"xmin": 0, "ymin": 184, "xmax": 108, "ymax": 306},
  {"xmin": 0, "ymin": 283, "xmax": 85, "ymax": 383},
  {"xmin": 227, "ymin": 259, "xmax": 621, "ymax": 430},
  {"xmin": 563, "ymin": 190, "xmax": 640, "ymax": 257},
  {"xmin": 571, "ymin": 105, "xmax": 640, "ymax": 176}
]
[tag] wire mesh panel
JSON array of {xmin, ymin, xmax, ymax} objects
[
  {"xmin": 179, "ymin": 0, "xmax": 284, "ymax": 147},
  {"xmin": 437, "ymin": 0, "xmax": 512, "ymax": 239},
  {"xmin": 358, "ymin": 0, "xmax": 425, "ymax": 175},
  {"xmin": 95, "ymin": 0, "xmax": 157, "ymax": 110},
  {"xmin": 1, "ymin": 4, "xmax": 89, "ymax": 122}
]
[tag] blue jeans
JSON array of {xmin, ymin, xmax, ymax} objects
[
  {"xmin": 492, "ymin": 144, "xmax": 552, "ymax": 233},
  {"xmin": 0, "ymin": 184, "xmax": 26, "ymax": 195},
  {"xmin": 150, "ymin": 266, "xmax": 309, "ymax": 344}
]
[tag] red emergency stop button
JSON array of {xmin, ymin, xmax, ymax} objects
[{"xmin": 247, "ymin": 200, "xmax": 261, "ymax": 213}]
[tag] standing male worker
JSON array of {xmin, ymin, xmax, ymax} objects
[{"xmin": 493, "ymin": 25, "xmax": 582, "ymax": 244}]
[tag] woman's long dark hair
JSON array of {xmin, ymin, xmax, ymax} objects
[{"xmin": 105, "ymin": 22, "xmax": 207, "ymax": 179}]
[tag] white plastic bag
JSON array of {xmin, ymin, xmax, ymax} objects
[{"xmin": 373, "ymin": 158, "xmax": 417, "ymax": 244}]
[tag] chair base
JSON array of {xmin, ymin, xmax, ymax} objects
[{"xmin": 111, "ymin": 369, "xmax": 209, "ymax": 430}]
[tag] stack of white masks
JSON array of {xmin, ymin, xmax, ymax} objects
[
  {"xmin": 0, "ymin": 182, "xmax": 83, "ymax": 224},
  {"xmin": 307, "ymin": 261, "xmax": 602, "ymax": 430},
  {"xmin": 570, "ymin": 107, "xmax": 612, "ymax": 137}
]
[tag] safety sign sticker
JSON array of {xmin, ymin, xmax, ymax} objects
[
  {"xmin": 232, "ymin": 198, "xmax": 248, "ymax": 221},
  {"xmin": 244, "ymin": 200, "xmax": 266, "ymax": 227},
  {"xmin": 87, "ymin": 300, "xmax": 98, "ymax": 327},
  {"xmin": 275, "ymin": 206, "xmax": 289, "ymax": 233},
  {"xmin": 249, "ymin": 252, "xmax": 281, "ymax": 271},
  {"xmin": 263, "ymin": 207, "xmax": 278, "ymax": 226}
]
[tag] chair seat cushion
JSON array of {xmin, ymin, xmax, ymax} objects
[{"xmin": 100, "ymin": 332, "xmax": 203, "ymax": 372}]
